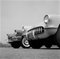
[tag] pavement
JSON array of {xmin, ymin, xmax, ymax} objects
[{"xmin": 0, "ymin": 46, "xmax": 60, "ymax": 59}]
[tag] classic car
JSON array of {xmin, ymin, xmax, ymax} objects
[{"xmin": 7, "ymin": 14, "xmax": 60, "ymax": 49}]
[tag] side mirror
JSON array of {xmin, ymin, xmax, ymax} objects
[{"xmin": 44, "ymin": 15, "xmax": 49, "ymax": 24}]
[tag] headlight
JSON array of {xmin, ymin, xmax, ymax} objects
[{"xmin": 44, "ymin": 15, "xmax": 49, "ymax": 24}]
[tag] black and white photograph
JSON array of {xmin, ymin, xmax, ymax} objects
[{"xmin": 0, "ymin": 0, "xmax": 60, "ymax": 59}]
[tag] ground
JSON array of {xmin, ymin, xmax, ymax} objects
[{"xmin": 0, "ymin": 46, "xmax": 60, "ymax": 59}]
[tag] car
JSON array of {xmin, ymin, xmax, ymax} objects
[
  {"xmin": 7, "ymin": 30, "xmax": 22, "ymax": 48},
  {"xmin": 7, "ymin": 27, "xmax": 31, "ymax": 48},
  {"xmin": 7, "ymin": 14, "xmax": 60, "ymax": 49},
  {"xmin": 22, "ymin": 14, "xmax": 60, "ymax": 49}
]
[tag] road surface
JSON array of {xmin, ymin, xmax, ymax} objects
[{"xmin": 0, "ymin": 46, "xmax": 60, "ymax": 59}]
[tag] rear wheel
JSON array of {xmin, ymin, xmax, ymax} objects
[
  {"xmin": 21, "ymin": 37, "xmax": 30, "ymax": 48},
  {"xmin": 10, "ymin": 41, "xmax": 21, "ymax": 49}
]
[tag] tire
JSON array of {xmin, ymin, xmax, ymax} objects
[
  {"xmin": 56, "ymin": 24, "xmax": 60, "ymax": 48},
  {"xmin": 10, "ymin": 41, "xmax": 21, "ymax": 49},
  {"xmin": 57, "ymin": 45, "xmax": 60, "ymax": 48},
  {"xmin": 45, "ymin": 38, "xmax": 52, "ymax": 49},
  {"xmin": 21, "ymin": 37, "xmax": 30, "ymax": 48},
  {"xmin": 45, "ymin": 44, "xmax": 52, "ymax": 49},
  {"xmin": 30, "ymin": 40, "xmax": 42, "ymax": 49}
]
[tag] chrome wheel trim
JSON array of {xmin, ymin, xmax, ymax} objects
[{"xmin": 22, "ymin": 38, "xmax": 30, "ymax": 47}]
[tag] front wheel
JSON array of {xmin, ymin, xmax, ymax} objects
[
  {"xmin": 21, "ymin": 37, "xmax": 30, "ymax": 48},
  {"xmin": 10, "ymin": 41, "xmax": 21, "ymax": 49}
]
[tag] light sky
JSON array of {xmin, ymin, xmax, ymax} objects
[{"xmin": 0, "ymin": 0, "xmax": 60, "ymax": 43}]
